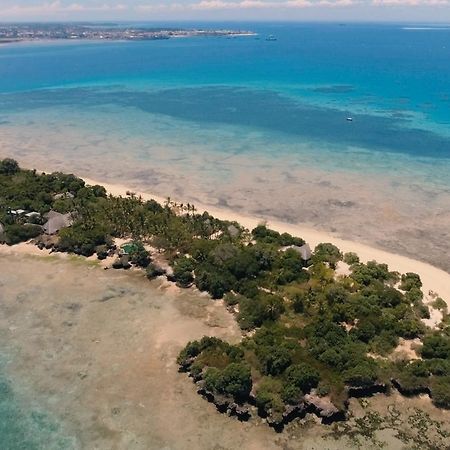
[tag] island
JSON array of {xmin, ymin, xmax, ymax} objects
[
  {"xmin": 0, "ymin": 157, "xmax": 449, "ymax": 433},
  {"xmin": 0, "ymin": 23, "xmax": 256, "ymax": 44}
]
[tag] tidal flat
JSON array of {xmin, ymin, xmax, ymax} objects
[{"xmin": 1, "ymin": 254, "xmax": 449, "ymax": 449}]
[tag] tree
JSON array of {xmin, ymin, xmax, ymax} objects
[
  {"xmin": 259, "ymin": 346, "xmax": 292, "ymax": 376},
  {"xmin": 431, "ymin": 377, "xmax": 450, "ymax": 408},
  {"xmin": 400, "ymin": 272, "xmax": 422, "ymax": 291},
  {"xmin": 221, "ymin": 363, "xmax": 252, "ymax": 399},
  {"xmin": 204, "ymin": 363, "xmax": 252, "ymax": 400},
  {"xmin": 128, "ymin": 241, "xmax": 150, "ymax": 267},
  {"xmin": 313, "ymin": 243, "xmax": 343, "ymax": 269},
  {"xmin": 343, "ymin": 362, "xmax": 378, "ymax": 387},
  {"xmin": 284, "ymin": 363, "xmax": 320, "ymax": 393},
  {"xmin": 421, "ymin": 335, "xmax": 450, "ymax": 360},
  {"xmin": 173, "ymin": 256, "xmax": 195, "ymax": 287},
  {"xmin": 343, "ymin": 252, "xmax": 360, "ymax": 265},
  {"xmin": 0, "ymin": 158, "xmax": 19, "ymax": 175}
]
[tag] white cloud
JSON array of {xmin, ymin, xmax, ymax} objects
[
  {"xmin": 372, "ymin": 0, "xmax": 449, "ymax": 4},
  {"xmin": 0, "ymin": 0, "xmax": 448, "ymax": 19},
  {"xmin": 138, "ymin": 0, "xmax": 359, "ymax": 11},
  {"xmin": 0, "ymin": 1, "xmax": 127, "ymax": 17}
]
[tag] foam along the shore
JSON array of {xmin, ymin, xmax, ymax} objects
[{"xmin": 80, "ymin": 177, "xmax": 450, "ymax": 324}]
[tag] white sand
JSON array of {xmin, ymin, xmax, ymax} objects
[
  {"xmin": 83, "ymin": 177, "xmax": 450, "ymax": 319},
  {"xmin": 2, "ymin": 174, "xmax": 448, "ymax": 325}
]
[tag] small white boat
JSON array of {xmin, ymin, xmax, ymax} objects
[{"xmin": 346, "ymin": 117, "xmax": 353, "ymax": 122}]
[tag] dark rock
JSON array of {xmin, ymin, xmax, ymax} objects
[
  {"xmin": 266, "ymin": 412, "xmax": 285, "ymax": 432},
  {"xmin": 112, "ymin": 255, "xmax": 131, "ymax": 270},
  {"xmin": 347, "ymin": 382, "xmax": 387, "ymax": 398},
  {"xmin": 229, "ymin": 403, "xmax": 251, "ymax": 421},
  {"xmin": 178, "ymin": 356, "xmax": 195, "ymax": 372},
  {"xmin": 304, "ymin": 393, "xmax": 346, "ymax": 424},
  {"xmin": 282, "ymin": 403, "xmax": 306, "ymax": 422},
  {"xmin": 391, "ymin": 379, "xmax": 431, "ymax": 397}
]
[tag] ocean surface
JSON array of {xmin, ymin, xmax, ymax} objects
[{"xmin": 0, "ymin": 22, "xmax": 450, "ymax": 448}]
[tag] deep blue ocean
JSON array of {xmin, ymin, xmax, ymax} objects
[{"xmin": 0, "ymin": 22, "xmax": 450, "ymax": 448}]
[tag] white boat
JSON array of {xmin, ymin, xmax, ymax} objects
[{"xmin": 346, "ymin": 117, "xmax": 353, "ymax": 122}]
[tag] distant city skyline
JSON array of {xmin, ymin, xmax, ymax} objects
[{"xmin": 0, "ymin": 0, "xmax": 449, "ymax": 22}]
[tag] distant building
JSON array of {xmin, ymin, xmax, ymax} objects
[{"xmin": 43, "ymin": 211, "xmax": 73, "ymax": 235}]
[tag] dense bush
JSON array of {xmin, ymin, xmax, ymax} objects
[
  {"xmin": 204, "ymin": 363, "xmax": 252, "ymax": 400},
  {"xmin": 3, "ymin": 223, "xmax": 42, "ymax": 245}
]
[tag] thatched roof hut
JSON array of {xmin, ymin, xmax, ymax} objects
[
  {"xmin": 43, "ymin": 211, "xmax": 73, "ymax": 235},
  {"xmin": 282, "ymin": 243, "xmax": 312, "ymax": 261}
]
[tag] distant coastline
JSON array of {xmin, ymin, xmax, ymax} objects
[{"xmin": 0, "ymin": 24, "xmax": 256, "ymax": 44}]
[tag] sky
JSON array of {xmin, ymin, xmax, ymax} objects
[{"xmin": 0, "ymin": 0, "xmax": 449, "ymax": 22}]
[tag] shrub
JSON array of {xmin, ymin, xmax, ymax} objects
[
  {"xmin": 146, "ymin": 263, "xmax": 165, "ymax": 280},
  {"xmin": 421, "ymin": 335, "xmax": 450, "ymax": 360},
  {"xmin": 255, "ymin": 377, "xmax": 285, "ymax": 414},
  {"xmin": 259, "ymin": 346, "xmax": 292, "ymax": 376},
  {"xmin": 343, "ymin": 362, "xmax": 378, "ymax": 387},
  {"xmin": 400, "ymin": 273, "xmax": 422, "ymax": 291},
  {"xmin": 128, "ymin": 241, "xmax": 151, "ymax": 267},
  {"xmin": 431, "ymin": 377, "xmax": 450, "ymax": 408},
  {"xmin": 173, "ymin": 256, "xmax": 195, "ymax": 287},
  {"xmin": 313, "ymin": 243, "xmax": 343, "ymax": 269},
  {"xmin": 284, "ymin": 363, "xmax": 320, "ymax": 393},
  {"xmin": 343, "ymin": 252, "xmax": 360, "ymax": 265},
  {"xmin": 0, "ymin": 158, "xmax": 19, "ymax": 175},
  {"xmin": 4, "ymin": 224, "xmax": 42, "ymax": 245},
  {"xmin": 204, "ymin": 363, "xmax": 252, "ymax": 400}
]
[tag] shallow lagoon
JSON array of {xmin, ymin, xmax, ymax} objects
[{"xmin": 1, "ymin": 255, "xmax": 449, "ymax": 449}]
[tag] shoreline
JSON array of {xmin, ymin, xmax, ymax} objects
[
  {"xmin": 1, "ymin": 168, "xmax": 448, "ymax": 317},
  {"xmin": 81, "ymin": 176, "xmax": 450, "ymax": 311}
]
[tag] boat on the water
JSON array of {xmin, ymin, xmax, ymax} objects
[
  {"xmin": 266, "ymin": 35, "xmax": 277, "ymax": 41},
  {"xmin": 346, "ymin": 117, "xmax": 353, "ymax": 121}
]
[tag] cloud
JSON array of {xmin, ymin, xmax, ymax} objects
[
  {"xmin": 138, "ymin": 0, "xmax": 359, "ymax": 11},
  {"xmin": 372, "ymin": 0, "xmax": 449, "ymax": 4},
  {"xmin": 0, "ymin": 1, "xmax": 127, "ymax": 17},
  {"xmin": 0, "ymin": 0, "xmax": 448, "ymax": 19}
]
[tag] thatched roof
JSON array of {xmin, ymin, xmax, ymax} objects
[
  {"xmin": 43, "ymin": 211, "xmax": 73, "ymax": 235},
  {"xmin": 282, "ymin": 243, "xmax": 312, "ymax": 261}
]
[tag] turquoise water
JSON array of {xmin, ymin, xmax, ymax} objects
[
  {"xmin": 0, "ymin": 356, "xmax": 75, "ymax": 450},
  {"xmin": 0, "ymin": 22, "xmax": 450, "ymax": 446},
  {"xmin": 1, "ymin": 22, "xmax": 450, "ymax": 152}
]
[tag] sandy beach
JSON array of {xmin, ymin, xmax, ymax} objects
[{"xmin": 82, "ymin": 176, "xmax": 450, "ymax": 317}]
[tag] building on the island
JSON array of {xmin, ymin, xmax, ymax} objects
[
  {"xmin": 25, "ymin": 211, "xmax": 41, "ymax": 219},
  {"xmin": 10, "ymin": 209, "xmax": 26, "ymax": 216},
  {"xmin": 227, "ymin": 224, "xmax": 240, "ymax": 238},
  {"xmin": 282, "ymin": 243, "xmax": 312, "ymax": 261},
  {"xmin": 43, "ymin": 211, "xmax": 73, "ymax": 235}
]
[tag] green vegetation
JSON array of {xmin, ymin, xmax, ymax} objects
[{"xmin": 1, "ymin": 159, "xmax": 450, "ymax": 428}]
